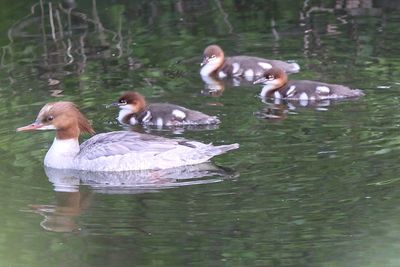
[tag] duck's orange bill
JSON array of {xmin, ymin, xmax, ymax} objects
[{"xmin": 16, "ymin": 122, "xmax": 43, "ymax": 132}]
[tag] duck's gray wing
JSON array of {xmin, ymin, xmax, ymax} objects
[{"xmin": 77, "ymin": 131, "xmax": 198, "ymax": 160}]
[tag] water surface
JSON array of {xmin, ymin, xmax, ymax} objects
[{"xmin": 2, "ymin": 0, "xmax": 400, "ymax": 266}]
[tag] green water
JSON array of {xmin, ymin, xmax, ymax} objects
[{"xmin": 2, "ymin": 0, "xmax": 400, "ymax": 266}]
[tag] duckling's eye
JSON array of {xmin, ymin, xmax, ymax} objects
[
  {"xmin": 119, "ymin": 99, "xmax": 127, "ymax": 104},
  {"xmin": 210, "ymin": 55, "xmax": 216, "ymax": 59},
  {"xmin": 47, "ymin": 116, "xmax": 54, "ymax": 122},
  {"xmin": 268, "ymin": 75, "xmax": 275, "ymax": 80}
]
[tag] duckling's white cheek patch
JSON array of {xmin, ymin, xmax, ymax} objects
[
  {"xmin": 117, "ymin": 109, "xmax": 131, "ymax": 123},
  {"xmin": 260, "ymin": 85, "xmax": 276, "ymax": 98},
  {"xmin": 316, "ymin": 86, "xmax": 330, "ymax": 94},
  {"xmin": 258, "ymin": 62, "xmax": 272, "ymax": 69},
  {"xmin": 232, "ymin": 63, "xmax": 240, "ymax": 74},
  {"xmin": 200, "ymin": 61, "xmax": 220, "ymax": 76},
  {"xmin": 286, "ymin": 86, "xmax": 296, "ymax": 97},
  {"xmin": 172, "ymin": 109, "xmax": 186, "ymax": 120}
]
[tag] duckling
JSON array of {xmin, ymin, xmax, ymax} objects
[
  {"xmin": 200, "ymin": 44, "xmax": 300, "ymax": 79},
  {"xmin": 254, "ymin": 67, "xmax": 364, "ymax": 101},
  {"xmin": 112, "ymin": 92, "xmax": 220, "ymax": 126}
]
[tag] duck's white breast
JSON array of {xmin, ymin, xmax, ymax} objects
[
  {"xmin": 44, "ymin": 138, "xmax": 80, "ymax": 169},
  {"xmin": 117, "ymin": 109, "xmax": 133, "ymax": 124}
]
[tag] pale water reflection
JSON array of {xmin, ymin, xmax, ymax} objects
[
  {"xmin": 29, "ymin": 164, "xmax": 233, "ymax": 233},
  {"xmin": 44, "ymin": 164, "xmax": 234, "ymax": 194},
  {"xmin": 255, "ymin": 97, "xmax": 366, "ymax": 121}
]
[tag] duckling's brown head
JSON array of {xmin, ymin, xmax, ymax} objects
[
  {"xmin": 117, "ymin": 91, "xmax": 147, "ymax": 114},
  {"xmin": 200, "ymin": 45, "xmax": 225, "ymax": 76}
]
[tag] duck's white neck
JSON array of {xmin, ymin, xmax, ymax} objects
[
  {"xmin": 260, "ymin": 84, "xmax": 277, "ymax": 98},
  {"xmin": 117, "ymin": 108, "xmax": 133, "ymax": 124},
  {"xmin": 200, "ymin": 61, "xmax": 221, "ymax": 76},
  {"xmin": 44, "ymin": 138, "xmax": 80, "ymax": 169}
]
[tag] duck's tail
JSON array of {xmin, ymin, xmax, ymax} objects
[
  {"xmin": 351, "ymin": 89, "xmax": 365, "ymax": 97},
  {"xmin": 206, "ymin": 143, "xmax": 240, "ymax": 157},
  {"xmin": 208, "ymin": 116, "xmax": 221, "ymax": 125}
]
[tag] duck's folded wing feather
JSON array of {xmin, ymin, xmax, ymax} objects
[{"xmin": 77, "ymin": 131, "xmax": 193, "ymax": 160}]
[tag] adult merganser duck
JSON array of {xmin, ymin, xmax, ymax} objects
[
  {"xmin": 111, "ymin": 92, "xmax": 220, "ymax": 126},
  {"xmin": 200, "ymin": 44, "xmax": 300, "ymax": 79},
  {"xmin": 253, "ymin": 67, "xmax": 364, "ymax": 100},
  {"xmin": 16, "ymin": 102, "xmax": 239, "ymax": 171}
]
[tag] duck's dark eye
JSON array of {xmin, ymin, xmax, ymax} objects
[
  {"xmin": 47, "ymin": 116, "xmax": 54, "ymax": 122},
  {"xmin": 119, "ymin": 99, "xmax": 127, "ymax": 104},
  {"xmin": 268, "ymin": 75, "xmax": 274, "ymax": 80},
  {"xmin": 210, "ymin": 55, "xmax": 216, "ymax": 59}
]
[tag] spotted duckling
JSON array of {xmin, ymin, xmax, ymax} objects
[
  {"xmin": 111, "ymin": 92, "xmax": 220, "ymax": 126},
  {"xmin": 253, "ymin": 67, "xmax": 364, "ymax": 101},
  {"xmin": 200, "ymin": 44, "xmax": 300, "ymax": 79}
]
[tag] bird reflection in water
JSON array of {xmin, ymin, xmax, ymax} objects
[
  {"xmin": 200, "ymin": 75, "xmax": 258, "ymax": 97},
  {"xmin": 255, "ymin": 98, "xmax": 336, "ymax": 121},
  {"xmin": 30, "ymin": 188, "xmax": 92, "ymax": 233},
  {"xmin": 200, "ymin": 75, "xmax": 225, "ymax": 97},
  {"xmin": 118, "ymin": 122, "xmax": 220, "ymax": 136},
  {"xmin": 255, "ymin": 98, "xmax": 289, "ymax": 121},
  {"xmin": 29, "ymin": 164, "xmax": 236, "ymax": 232}
]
